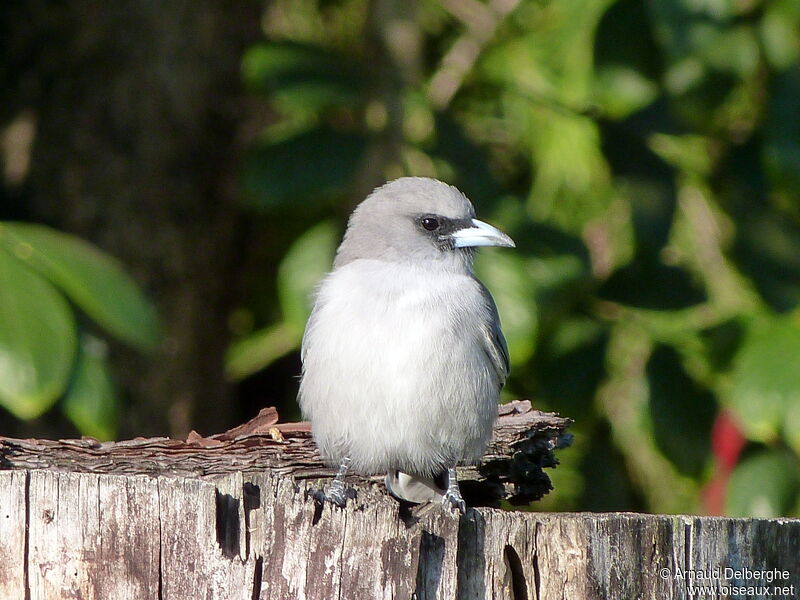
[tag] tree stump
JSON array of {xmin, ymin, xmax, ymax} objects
[{"xmin": 1, "ymin": 402, "xmax": 798, "ymax": 599}]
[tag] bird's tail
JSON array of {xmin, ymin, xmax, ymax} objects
[{"xmin": 384, "ymin": 470, "xmax": 448, "ymax": 504}]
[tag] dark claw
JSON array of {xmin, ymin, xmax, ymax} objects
[
  {"xmin": 306, "ymin": 486, "xmax": 354, "ymax": 508},
  {"xmin": 307, "ymin": 488, "xmax": 328, "ymax": 505}
]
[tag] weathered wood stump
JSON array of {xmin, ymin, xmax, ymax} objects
[{"xmin": 1, "ymin": 401, "xmax": 798, "ymax": 599}]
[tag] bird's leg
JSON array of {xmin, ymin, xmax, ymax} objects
[
  {"xmin": 310, "ymin": 456, "xmax": 352, "ymax": 508},
  {"xmin": 442, "ymin": 467, "xmax": 466, "ymax": 514},
  {"xmin": 326, "ymin": 456, "xmax": 351, "ymax": 506}
]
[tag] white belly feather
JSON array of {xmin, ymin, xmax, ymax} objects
[{"xmin": 299, "ymin": 259, "xmax": 498, "ymax": 476}]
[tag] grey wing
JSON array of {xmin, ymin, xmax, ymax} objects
[{"xmin": 476, "ymin": 280, "xmax": 510, "ymax": 387}]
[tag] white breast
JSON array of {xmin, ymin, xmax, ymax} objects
[{"xmin": 299, "ymin": 259, "xmax": 498, "ymax": 476}]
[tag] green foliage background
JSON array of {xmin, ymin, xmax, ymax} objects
[{"xmin": 3, "ymin": 0, "xmax": 800, "ymax": 517}]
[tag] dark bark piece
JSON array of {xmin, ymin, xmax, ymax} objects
[{"xmin": 0, "ymin": 402, "xmax": 570, "ymax": 506}]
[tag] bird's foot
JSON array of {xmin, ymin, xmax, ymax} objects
[
  {"xmin": 328, "ymin": 478, "xmax": 357, "ymax": 507},
  {"xmin": 442, "ymin": 488, "xmax": 466, "ymax": 514},
  {"xmin": 307, "ymin": 489, "xmax": 339, "ymax": 508},
  {"xmin": 308, "ymin": 457, "xmax": 355, "ymax": 508},
  {"xmin": 307, "ymin": 484, "xmax": 355, "ymax": 508},
  {"xmin": 442, "ymin": 468, "xmax": 466, "ymax": 514},
  {"xmin": 306, "ymin": 488, "xmax": 356, "ymax": 508}
]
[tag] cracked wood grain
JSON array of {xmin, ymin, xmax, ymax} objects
[
  {"xmin": 2, "ymin": 470, "xmax": 799, "ymax": 599},
  {"xmin": 1, "ymin": 404, "xmax": 799, "ymax": 599}
]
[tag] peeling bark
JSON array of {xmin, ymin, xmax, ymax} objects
[
  {"xmin": 0, "ymin": 401, "xmax": 571, "ymax": 506},
  {"xmin": 1, "ymin": 406, "xmax": 798, "ymax": 599}
]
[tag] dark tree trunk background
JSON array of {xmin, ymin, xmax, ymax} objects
[{"xmin": 2, "ymin": 1, "xmax": 262, "ymax": 436}]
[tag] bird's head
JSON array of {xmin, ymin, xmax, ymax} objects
[{"xmin": 334, "ymin": 177, "xmax": 514, "ymax": 271}]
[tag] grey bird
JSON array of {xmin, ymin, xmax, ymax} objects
[{"xmin": 299, "ymin": 177, "xmax": 514, "ymax": 512}]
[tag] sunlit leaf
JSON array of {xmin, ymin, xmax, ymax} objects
[
  {"xmin": 785, "ymin": 397, "xmax": 800, "ymax": 457},
  {"xmin": 725, "ymin": 449, "xmax": 800, "ymax": 517},
  {"xmin": 278, "ymin": 220, "xmax": 338, "ymax": 334},
  {"xmin": 528, "ymin": 113, "xmax": 613, "ymax": 231},
  {"xmin": 703, "ymin": 26, "xmax": 760, "ymax": 77},
  {"xmin": 760, "ymin": 0, "xmax": 800, "ymax": 71},
  {"xmin": 478, "ymin": 0, "xmax": 616, "ymax": 231},
  {"xmin": 594, "ymin": 66, "xmax": 658, "ymax": 119},
  {"xmin": 225, "ymin": 221, "xmax": 339, "ymax": 380},
  {"xmin": 225, "ymin": 322, "xmax": 298, "ymax": 381},
  {"xmin": 0, "ymin": 223, "xmax": 161, "ymax": 351},
  {"xmin": 243, "ymin": 127, "xmax": 366, "ymax": 209},
  {"xmin": 0, "ymin": 247, "xmax": 76, "ymax": 419},
  {"xmin": 648, "ymin": 133, "xmax": 712, "ymax": 176},
  {"xmin": 729, "ymin": 317, "xmax": 800, "ymax": 443},
  {"xmin": 62, "ymin": 336, "xmax": 118, "ymax": 440},
  {"xmin": 487, "ymin": 0, "xmax": 612, "ymax": 102}
]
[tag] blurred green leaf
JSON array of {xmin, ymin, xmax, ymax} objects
[
  {"xmin": 242, "ymin": 41, "xmax": 364, "ymax": 111},
  {"xmin": 536, "ymin": 318, "xmax": 608, "ymax": 419},
  {"xmin": 646, "ymin": 345, "xmax": 715, "ymax": 476},
  {"xmin": 475, "ymin": 251, "xmax": 538, "ymax": 365},
  {"xmin": 430, "ymin": 113, "xmax": 504, "ymax": 207},
  {"xmin": 725, "ymin": 449, "xmax": 800, "ymax": 517},
  {"xmin": 648, "ymin": 1, "xmax": 761, "ymax": 132},
  {"xmin": 759, "ymin": 0, "xmax": 800, "ymax": 71},
  {"xmin": 594, "ymin": 0, "xmax": 661, "ymax": 81},
  {"xmin": 702, "ymin": 26, "xmax": 759, "ymax": 77},
  {"xmin": 0, "ymin": 246, "xmax": 76, "ymax": 419},
  {"xmin": 594, "ymin": 66, "xmax": 658, "ymax": 119},
  {"xmin": 763, "ymin": 68, "xmax": 800, "ymax": 204},
  {"xmin": 226, "ymin": 221, "xmax": 338, "ymax": 380},
  {"xmin": 0, "ymin": 223, "xmax": 161, "ymax": 351},
  {"xmin": 648, "ymin": 134, "xmax": 712, "ymax": 176},
  {"xmin": 278, "ymin": 220, "xmax": 338, "ymax": 334},
  {"xmin": 62, "ymin": 336, "xmax": 118, "ymax": 440},
  {"xmin": 730, "ymin": 209, "xmax": 800, "ymax": 312},
  {"xmin": 598, "ymin": 259, "xmax": 707, "ymax": 310},
  {"xmin": 579, "ymin": 424, "xmax": 642, "ymax": 511},
  {"xmin": 243, "ymin": 127, "xmax": 367, "ymax": 209},
  {"xmin": 226, "ymin": 322, "xmax": 298, "ymax": 381},
  {"xmin": 478, "ymin": 0, "xmax": 616, "ymax": 231},
  {"xmin": 490, "ymin": 0, "xmax": 612, "ymax": 103},
  {"xmin": 528, "ymin": 113, "xmax": 613, "ymax": 230},
  {"xmin": 649, "ymin": 0, "xmax": 737, "ymax": 62},
  {"xmin": 729, "ymin": 317, "xmax": 800, "ymax": 444},
  {"xmin": 786, "ymin": 398, "xmax": 800, "ymax": 458},
  {"xmin": 699, "ymin": 319, "xmax": 744, "ymax": 372},
  {"xmin": 233, "ymin": 0, "xmax": 800, "ymax": 516}
]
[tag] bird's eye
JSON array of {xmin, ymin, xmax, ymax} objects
[{"xmin": 421, "ymin": 217, "xmax": 440, "ymax": 231}]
